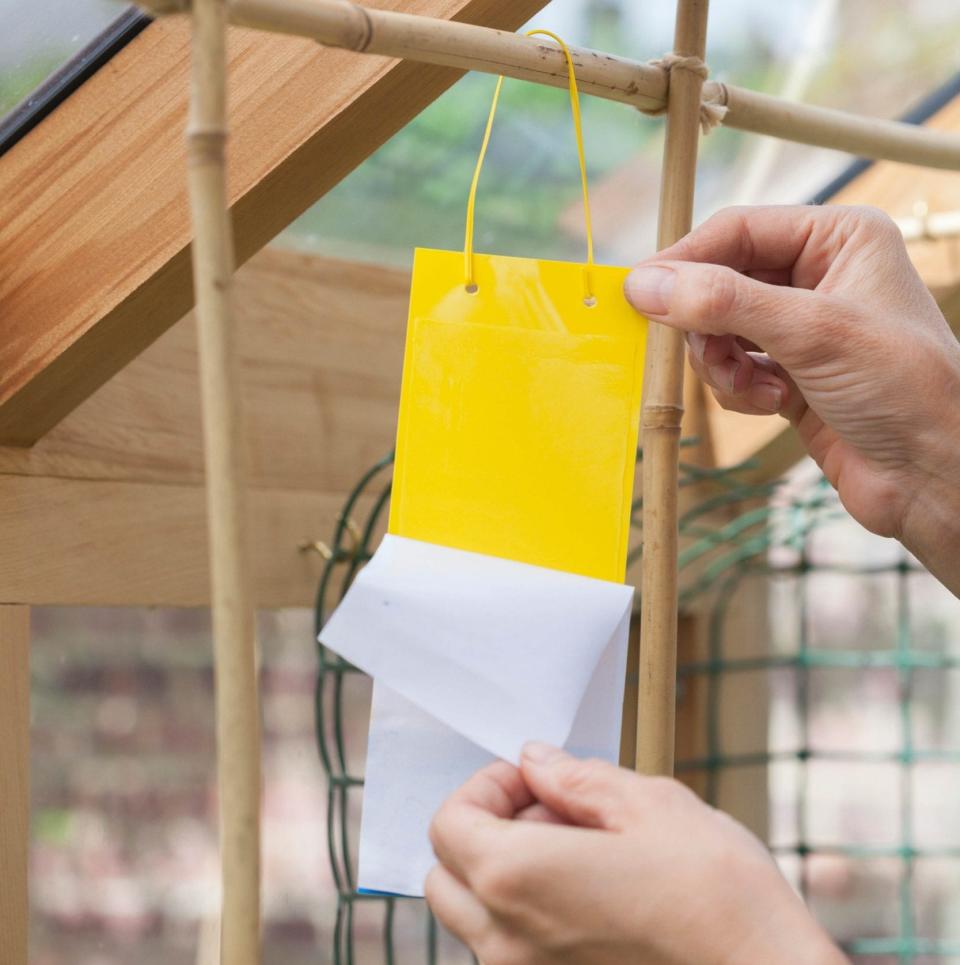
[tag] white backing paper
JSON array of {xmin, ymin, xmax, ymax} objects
[{"xmin": 319, "ymin": 534, "xmax": 633, "ymax": 897}]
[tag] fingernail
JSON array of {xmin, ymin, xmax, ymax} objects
[
  {"xmin": 624, "ymin": 266, "xmax": 675, "ymax": 315},
  {"xmin": 750, "ymin": 383, "xmax": 783, "ymax": 412},
  {"xmin": 709, "ymin": 361, "xmax": 740, "ymax": 393},
  {"xmin": 688, "ymin": 332, "xmax": 707, "ymax": 362},
  {"xmin": 522, "ymin": 741, "xmax": 563, "ymax": 764}
]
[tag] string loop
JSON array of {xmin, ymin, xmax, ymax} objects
[{"xmin": 464, "ymin": 29, "xmax": 595, "ymax": 301}]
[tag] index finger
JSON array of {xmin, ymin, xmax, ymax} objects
[
  {"xmin": 429, "ymin": 761, "xmax": 534, "ymax": 884},
  {"xmin": 651, "ymin": 204, "xmax": 855, "ymax": 287}
]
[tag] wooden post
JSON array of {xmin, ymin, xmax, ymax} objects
[
  {"xmin": 636, "ymin": 0, "xmax": 710, "ymax": 777},
  {"xmin": 0, "ymin": 606, "xmax": 29, "ymax": 965},
  {"xmin": 187, "ymin": 1, "xmax": 262, "ymax": 961}
]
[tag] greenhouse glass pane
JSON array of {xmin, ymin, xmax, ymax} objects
[
  {"xmin": 0, "ymin": 0, "xmax": 132, "ymax": 119},
  {"xmin": 275, "ymin": 0, "xmax": 960, "ymax": 268}
]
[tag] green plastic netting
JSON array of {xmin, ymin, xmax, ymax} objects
[{"xmin": 313, "ymin": 445, "xmax": 960, "ymax": 963}]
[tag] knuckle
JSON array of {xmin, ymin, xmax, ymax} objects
[
  {"xmin": 477, "ymin": 934, "xmax": 531, "ymax": 965},
  {"xmin": 556, "ymin": 757, "xmax": 604, "ymax": 796},
  {"xmin": 847, "ymin": 204, "xmax": 900, "ymax": 239},
  {"xmin": 427, "ymin": 807, "xmax": 449, "ymax": 855},
  {"xmin": 710, "ymin": 385, "xmax": 738, "ymax": 411},
  {"xmin": 423, "ymin": 866, "xmax": 442, "ymax": 904},
  {"xmin": 472, "ymin": 854, "xmax": 527, "ymax": 912},
  {"xmin": 704, "ymin": 204, "xmax": 749, "ymax": 234},
  {"xmin": 700, "ymin": 267, "xmax": 743, "ymax": 322},
  {"xmin": 643, "ymin": 776, "xmax": 695, "ymax": 808}
]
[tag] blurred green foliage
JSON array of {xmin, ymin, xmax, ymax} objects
[
  {"xmin": 286, "ymin": 71, "xmax": 657, "ymax": 266},
  {"xmin": 0, "ymin": 52, "xmax": 67, "ymax": 116}
]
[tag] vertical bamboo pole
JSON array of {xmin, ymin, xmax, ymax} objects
[
  {"xmin": 636, "ymin": 0, "xmax": 710, "ymax": 777},
  {"xmin": 187, "ymin": 1, "xmax": 262, "ymax": 961}
]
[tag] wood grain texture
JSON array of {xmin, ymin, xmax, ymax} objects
[
  {"xmin": 0, "ymin": 249, "xmax": 407, "ymax": 490},
  {"xmin": 0, "ymin": 473, "xmax": 375, "ymax": 608},
  {"xmin": 0, "ymin": 605, "xmax": 29, "ymax": 965},
  {"xmin": 830, "ymin": 96, "xmax": 960, "ymax": 290},
  {"xmin": 0, "ymin": 0, "xmax": 547, "ymax": 446}
]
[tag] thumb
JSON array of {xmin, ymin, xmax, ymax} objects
[
  {"xmin": 519, "ymin": 742, "xmax": 642, "ymax": 831},
  {"xmin": 624, "ymin": 260, "xmax": 822, "ymax": 366}
]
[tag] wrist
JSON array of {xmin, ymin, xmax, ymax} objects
[
  {"xmin": 728, "ymin": 892, "xmax": 847, "ymax": 965},
  {"xmin": 900, "ymin": 363, "xmax": 960, "ymax": 597},
  {"xmin": 901, "ymin": 472, "xmax": 960, "ymax": 597},
  {"xmin": 715, "ymin": 854, "xmax": 848, "ymax": 965}
]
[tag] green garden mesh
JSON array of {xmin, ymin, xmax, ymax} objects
[{"xmin": 313, "ymin": 445, "xmax": 960, "ymax": 964}]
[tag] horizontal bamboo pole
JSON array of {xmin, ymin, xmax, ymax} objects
[
  {"xmin": 896, "ymin": 205, "xmax": 960, "ymax": 243},
  {"xmin": 219, "ymin": 0, "xmax": 667, "ymax": 110},
  {"xmin": 722, "ymin": 84, "xmax": 960, "ymax": 170},
  {"xmin": 138, "ymin": 0, "xmax": 960, "ymax": 171}
]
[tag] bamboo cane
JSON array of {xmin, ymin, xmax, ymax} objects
[
  {"xmin": 896, "ymin": 205, "xmax": 960, "ymax": 243},
  {"xmin": 138, "ymin": 0, "xmax": 960, "ymax": 171},
  {"xmin": 635, "ymin": 0, "xmax": 710, "ymax": 778},
  {"xmin": 187, "ymin": 1, "xmax": 261, "ymax": 961},
  {"xmin": 720, "ymin": 84, "xmax": 960, "ymax": 170}
]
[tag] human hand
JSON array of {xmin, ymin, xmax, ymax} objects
[
  {"xmin": 427, "ymin": 743, "xmax": 845, "ymax": 965},
  {"xmin": 624, "ymin": 205, "xmax": 960, "ymax": 595}
]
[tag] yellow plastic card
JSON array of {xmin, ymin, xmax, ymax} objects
[{"xmin": 388, "ymin": 32, "xmax": 648, "ymax": 584}]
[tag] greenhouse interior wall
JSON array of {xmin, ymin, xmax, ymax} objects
[
  {"xmin": 25, "ymin": 454, "xmax": 960, "ymax": 963},
  {"xmin": 8, "ymin": 0, "xmax": 960, "ymax": 963}
]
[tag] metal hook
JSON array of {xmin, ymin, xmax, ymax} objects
[
  {"xmin": 299, "ymin": 515, "xmax": 363, "ymax": 562},
  {"xmin": 298, "ymin": 539, "xmax": 334, "ymax": 561}
]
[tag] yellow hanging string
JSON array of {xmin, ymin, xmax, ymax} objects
[{"xmin": 463, "ymin": 29, "xmax": 596, "ymax": 303}]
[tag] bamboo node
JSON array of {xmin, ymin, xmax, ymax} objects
[
  {"xmin": 187, "ymin": 127, "xmax": 228, "ymax": 166},
  {"xmin": 642, "ymin": 403, "xmax": 684, "ymax": 431},
  {"xmin": 320, "ymin": 1, "xmax": 374, "ymax": 52},
  {"xmin": 639, "ymin": 53, "xmax": 728, "ymax": 135},
  {"xmin": 136, "ymin": 0, "xmax": 190, "ymax": 13},
  {"xmin": 351, "ymin": 2, "xmax": 374, "ymax": 52}
]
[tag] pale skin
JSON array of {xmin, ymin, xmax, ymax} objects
[{"xmin": 426, "ymin": 206, "xmax": 960, "ymax": 963}]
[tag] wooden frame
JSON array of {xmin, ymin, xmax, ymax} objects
[
  {"xmin": 135, "ymin": 0, "xmax": 960, "ymax": 951},
  {"xmin": 5, "ymin": 0, "xmax": 960, "ymax": 958},
  {"xmin": 0, "ymin": 606, "xmax": 29, "ymax": 965},
  {"xmin": 0, "ymin": 0, "xmax": 548, "ymax": 447},
  {"xmin": 0, "ymin": 248, "xmax": 407, "ymax": 609}
]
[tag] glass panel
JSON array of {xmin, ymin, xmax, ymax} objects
[
  {"xmin": 276, "ymin": 0, "xmax": 960, "ymax": 267},
  {"xmin": 0, "ymin": 0, "xmax": 131, "ymax": 118}
]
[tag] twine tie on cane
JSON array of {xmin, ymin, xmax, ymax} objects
[{"xmin": 640, "ymin": 53, "xmax": 728, "ymax": 135}]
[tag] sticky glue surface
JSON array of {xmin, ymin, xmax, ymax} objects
[{"xmin": 389, "ymin": 247, "xmax": 647, "ymax": 582}]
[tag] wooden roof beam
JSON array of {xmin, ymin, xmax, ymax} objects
[{"xmin": 0, "ymin": 0, "xmax": 547, "ymax": 446}]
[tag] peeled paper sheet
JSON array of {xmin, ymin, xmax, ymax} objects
[
  {"xmin": 319, "ymin": 534, "xmax": 633, "ymax": 897},
  {"xmin": 320, "ymin": 249, "xmax": 645, "ymax": 898}
]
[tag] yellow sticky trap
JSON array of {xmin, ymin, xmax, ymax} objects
[
  {"xmin": 388, "ymin": 31, "xmax": 648, "ymax": 584},
  {"xmin": 390, "ymin": 249, "xmax": 646, "ymax": 582}
]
